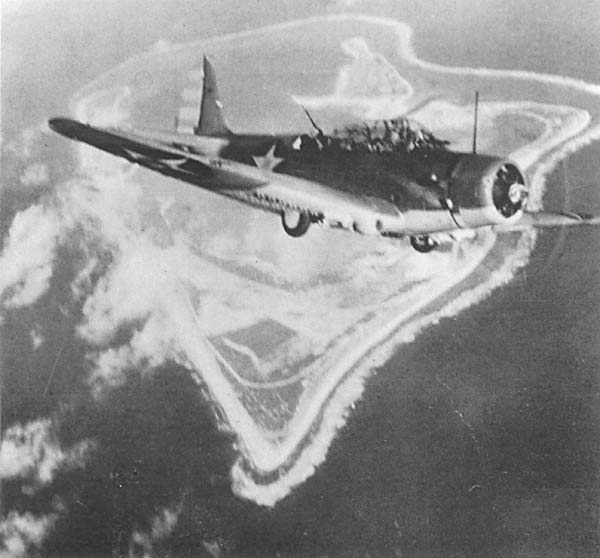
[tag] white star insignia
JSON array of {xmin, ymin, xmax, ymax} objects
[{"xmin": 252, "ymin": 144, "xmax": 284, "ymax": 171}]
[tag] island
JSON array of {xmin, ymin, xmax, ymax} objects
[{"xmin": 66, "ymin": 14, "xmax": 600, "ymax": 506}]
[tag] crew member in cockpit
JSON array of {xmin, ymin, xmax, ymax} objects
[{"xmin": 428, "ymin": 172, "xmax": 455, "ymax": 211}]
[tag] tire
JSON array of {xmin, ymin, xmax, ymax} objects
[
  {"xmin": 410, "ymin": 235, "xmax": 437, "ymax": 253},
  {"xmin": 282, "ymin": 210, "xmax": 311, "ymax": 237}
]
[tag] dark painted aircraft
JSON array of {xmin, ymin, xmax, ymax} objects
[{"xmin": 49, "ymin": 57, "xmax": 599, "ymax": 252}]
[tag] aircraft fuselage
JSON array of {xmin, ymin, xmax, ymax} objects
[{"xmin": 48, "ymin": 117, "xmax": 528, "ymax": 239}]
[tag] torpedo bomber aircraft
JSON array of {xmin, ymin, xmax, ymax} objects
[{"xmin": 49, "ymin": 57, "xmax": 599, "ymax": 252}]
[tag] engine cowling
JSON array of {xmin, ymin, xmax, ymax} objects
[{"xmin": 448, "ymin": 155, "xmax": 528, "ymax": 228}]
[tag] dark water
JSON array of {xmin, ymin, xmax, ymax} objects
[
  {"xmin": 3, "ymin": 2, "xmax": 600, "ymax": 556},
  {"xmin": 25, "ymin": 148, "xmax": 595, "ymax": 558},
  {"xmin": 403, "ymin": 0, "xmax": 600, "ymax": 83}
]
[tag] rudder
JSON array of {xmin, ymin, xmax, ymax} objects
[{"xmin": 195, "ymin": 56, "xmax": 231, "ymax": 136}]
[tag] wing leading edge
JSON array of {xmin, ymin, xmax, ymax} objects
[
  {"xmin": 494, "ymin": 210, "xmax": 600, "ymax": 231},
  {"xmin": 47, "ymin": 117, "xmax": 408, "ymax": 235},
  {"xmin": 48, "ymin": 117, "xmax": 266, "ymax": 191}
]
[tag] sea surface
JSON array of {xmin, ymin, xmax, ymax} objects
[{"xmin": 2, "ymin": 2, "xmax": 599, "ymax": 556}]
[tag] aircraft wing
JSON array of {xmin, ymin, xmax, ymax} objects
[
  {"xmin": 49, "ymin": 118, "xmax": 403, "ymax": 235},
  {"xmin": 48, "ymin": 118, "xmax": 269, "ymax": 191},
  {"xmin": 494, "ymin": 211, "xmax": 600, "ymax": 231},
  {"xmin": 48, "ymin": 118, "xmax": 599, "ymax": 244}
]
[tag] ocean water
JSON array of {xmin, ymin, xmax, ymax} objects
[
  {"xmin": 116, "ymin": 153, "xmax": 598, "ymax": 558},
  {"xmin": 3, "ymin": 2, "xmax": 599, "ymax": 557},
  {"xmin": 403, "ymin": 0, "xmax": 600, "ymax": 83},
  {"xmin": 156, "ymin": 19, "xmax": 599, "ymax": 558}
]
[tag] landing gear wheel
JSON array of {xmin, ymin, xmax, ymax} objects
[
  {"xmin": 410, "ymin": 235, "xmax": 437, "ymax": 253},
  {"xmin": 282, "ymin": 210, "xmax": 311, "ymax": 237}
]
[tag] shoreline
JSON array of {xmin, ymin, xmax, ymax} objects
[{"xmin": 66, "ymin": 15, "xmax": 600, "ymax": 507}]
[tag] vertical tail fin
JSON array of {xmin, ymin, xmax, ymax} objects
[{"xmin": 194, "ymin": 56, "xmax": 231, "ymax": 136}]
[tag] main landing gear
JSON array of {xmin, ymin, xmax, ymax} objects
[
  {"xmin": 410, "ymin": 235, "xmax": 437, "ymax": 253},
  {"xmin": 282, "ymin": 210, "xmax": 311, "ymax": 237}
]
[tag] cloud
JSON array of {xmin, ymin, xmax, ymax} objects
[
  {"xmin": 29, "ymin": 326, "xmax": 44, "ymax": 350},
  {"xmin": 0, "ymin": 203, "xmax": 63, "ymax": 308},
  {"xmin": 6, "ymin": 135, "xmax": 192, "ymax": 413},
  {"xmin": 1, "ymin": 136, "xmax": 147, "ymax": 311},
  {"xmin": 78, "ymin": 240, "xmax": 179, "ymax": 344},
  {"xmin": 292, "ymin": 36, "xmax": 414, "ymax": 120},
  {"xmin": 74, "ymin": 86, "xmax": 132, "ymax": 128},
  {"xmin": 151, "ymin": 39, "xmax": 172, "ymax": 53},
  {"xmin": 78, "ymin": 234, "xmax": 206, "ymax": 397},
  {"xmin": 0, "ymin": 419, "xmax": 90, "ymax": 557},
  {"xmin": 0, "ymin": 510, "xmax": 59, "ymax": 558},
  {"xmin": 3, "ymin": 123, "xmax": 49, "ymax": 161},
  {"xmin": 86, "ymin": 312, "xmax": 178, "ymax": 396},
  {"xmin": 0, "ymin": 418, "xmax": 94, "ymax": 486},
  {"xmin": 70, "ymin": 252, "xmax": 100, "ymax": 301},
  {"xmin": 3, "ymin": 83, "xmax": 187, "ymax": 399},
  {"xmin": 19, "ymin": 162, "xmax": 49, "ymax": 187},
  {"xmin": 129, "ymin": 503, "xmax": 182, "ymax": 558},
  {"xmin": 0, "ymin": 418, "xmax": 94, "ymax": 557}
]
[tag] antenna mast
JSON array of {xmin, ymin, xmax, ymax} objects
[
  {"xmin": 472, "ymin": 91, "xmax": 479, "ymax": 154},
  {"xmin": 302, "ymin": 107, "xmax": 324, "ymax": 137}
]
